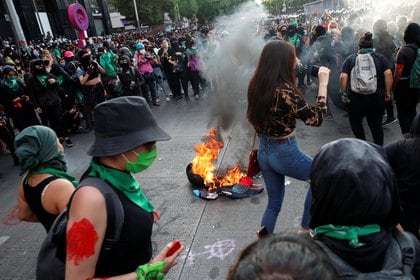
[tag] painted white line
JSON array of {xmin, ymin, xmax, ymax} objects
[{"xmin": 0, "ymin": 236, "xmax": 10, "ymax": 246}]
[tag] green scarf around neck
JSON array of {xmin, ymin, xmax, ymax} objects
[
  {"xmin": 314, "ymin": 224, "xmax": 381, "ymax": 248},
  {"xmin": 358, "ymin": 48, "xmax": 374, "ymax": 54},
  {"xmin": 26, "ymin": 167, "xmax": 78, "ymax": 186},
  {"xmin": 88, "ymin": 160, "xmax": 154, "ymax": 212}
]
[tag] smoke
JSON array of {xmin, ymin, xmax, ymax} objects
[
  {"xmin": 199, "ymin": 2, "xmax": 266, "ymax": 134},
  {"xmin": 345, "ymin": 0, "xmax": 420, "ymax": 32}
]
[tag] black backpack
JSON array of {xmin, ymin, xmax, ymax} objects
[
  {"xmin": 36, "ymin": 177, "xmax": 124, "ymax": 280},
  {"xmin": 316, "ymin": 230, "xmax": 416, "ymax": 279}
]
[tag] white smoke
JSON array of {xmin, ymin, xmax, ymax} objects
[{"xmin": 199, "ymin": 1, "xmax": 266, "ymax": 132}]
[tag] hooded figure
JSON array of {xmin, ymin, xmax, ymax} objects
[{"xmin": 310, "ymin": 138, "xmax": 420, "ymax": 277}]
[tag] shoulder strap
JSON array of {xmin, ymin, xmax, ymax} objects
[
  {"xmin": 393, "ymin": 229, "xmax": 416, "ymax": 275},
  {"xmin": 71, "ymin": 177, "xmax": 125, "ymax": 251}
]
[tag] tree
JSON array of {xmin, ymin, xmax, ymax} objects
[
  {"xmin": 262, "ymin": 0, "xmax": 312, "ymax": 15},
  {"xmin": 178, "ymin": 0, "xmax": 199, "ymax": 19},
  {"xmin": 111, "ymin": 0, "xmax": 175, "ymax": 25}
]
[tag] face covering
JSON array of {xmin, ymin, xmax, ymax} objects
[
  {"xmin": 123, "ymin": 147, "xmax": 157, "ymax": 173},
  {"xmin": 5, "ymin": 76, "xmax": 18, "ymax": 90},
  {"xmin": 139, "ymin": 49, "xmax": 146, "ymax": 55}
]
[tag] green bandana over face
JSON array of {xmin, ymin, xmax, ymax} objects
[
  {"xmin": 89, "ymin": 160, "xmax": 154, "ymax": 212},
  {"xmin": 314, "ymin": 224, "xmax": 381, "ymax": 248},
  {"xmin": 36, "ymin": 75, "xmax": 48, "ymax": 88},
  {"xmin": 5, "ymin": 76, "xmax": 18, "ymax": 91}
]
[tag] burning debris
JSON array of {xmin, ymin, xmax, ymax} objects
[{"xmin": 188, "ymin": 128, "xmax": 245, "ymax": 191}]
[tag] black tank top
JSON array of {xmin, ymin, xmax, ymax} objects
[
  {"xmin": 23, "ymin": 175, "xmax": 60, "ymax": 232},
  {"xmin": 94, "ymin": 185, "xmax": 154, "ymax": 277}
]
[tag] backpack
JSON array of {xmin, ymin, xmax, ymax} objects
[
  {"xmin": 316, "ymin": 230, "xmax": 416, "ymax": 279},
  {"xmin": 36, "ymin": 177, "xmax": 124, "ymax": 280},
  {"xmin": 350, "ymin": 53, "xmax": 377, "ymax": 94},
  {"xmin": 408, "ymin": 46, "xmax": 420, "ymax": 89}
]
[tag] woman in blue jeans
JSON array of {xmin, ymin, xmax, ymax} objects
[{"xmin": 247, "ymin": 39, "xmax": 330, "ymax": 233}]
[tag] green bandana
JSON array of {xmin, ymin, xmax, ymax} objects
[
  {"xmin": 288, "ymin": 33, "xmax": 300, "ymax": 47},
  {"xmin": 37, "ymin": 75, "xmax": 48, "ymax": 88},
  {"xmin": 26, "ymin": 167, "xmax": 78, "ymax": 186},
  {"xmin": 5, "ymin": 77, "xmax": 18, "ymax": 91},
  {"xmin": 358, "ymin": 48, "xmax": 374, "ymax": 54},
  {"xmin": 89, "ymin": 160, "xmax": 154, "ymax": 212},
  {"xmin": 314, "ymin": 224, "xmax": 381, "ymax": 248},
  {"xmin": 56, "ymin": 75, "xmax": 64, "ymax": 86},
  {"xmin": 15, "ymin": 125, "xmax": 66, "ymax": 175}
]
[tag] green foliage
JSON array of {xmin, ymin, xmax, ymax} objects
[
  {"xmin": 112, "ymin": 0, "xmax": 256, "ymax": 25},
  {"xmin": 262, "ymin": 0, "xmax": 312, "ymax": 14}
]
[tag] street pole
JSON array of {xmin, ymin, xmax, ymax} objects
[
  {"xmin": 133, "ymin": 0, "xmax": 141, "ymax": 33},
  {"xmin": 31, "ymin": 0, "xmax": 45, "ymax": 37},
  {"xmin": 4, "ymin": 0, "xmax": 26, "ymax": 44}
]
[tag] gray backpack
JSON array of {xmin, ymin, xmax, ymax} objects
[
  {"xmin": 350, "ymin": 53, "xmax": 377, "ymax": 94},
  {"xmin": 36, "ymin": 177, "xmax": 124, "ymax": 280},
  {"xmin": 317, "ymin": 230, "xmax": 416, "ymax": 279}
]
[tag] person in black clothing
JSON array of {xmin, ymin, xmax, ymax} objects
[
  {"xmin": 385, "ymin": 113, "xmax": 420, "ymax": 241},
  {"xmin": 0, "ymin": 65, "xmax": 39, "ymax": 131},
  {"xmin": 117, "ymin": 55, "xmax": 144, "ymax": 97},
  {"xmin": 392, "ymin": 22, "xmax": 420, "ymax": 136},
  {"xmin": 0, "ymin": 111, "xmax": 19, "ymax": 166},
  {"xmin": 339, "ymin": 32, "xmax": 393, "ymax": 146},
  {"xmin": 50, "ymin": 63, "xmax": 81, "ymax": 134},
  {"xmin": 64, "ymin": 96, "xmax": 183, "ymax": 278},
  {"xmin": 310, "ymin": 138, "xmax": 420, "ymax": 278},
  {"xmin": 158, "ymin": 38, "xmax": 183, "ymax": 102},
  {"xmin": 26, "ymin": 59, "xmax": 73, "ymax": 147},
  {"xmin": 15, "ymin": 125, "xmax": 76, "ymax": 232},
  {"xmin": 373, "ymin": 19, "xmax": 398, "ymax": 126}
]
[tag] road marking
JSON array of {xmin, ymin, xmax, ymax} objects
[{"xmin": 0, "ymin": 236, "xmax": 10, "ymax": 247}]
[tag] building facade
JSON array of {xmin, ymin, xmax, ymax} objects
[{"xmin": 1, "ymin": 0, "xmax": 113, "ymax": 42}]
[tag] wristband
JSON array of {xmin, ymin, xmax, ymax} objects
[
  {"xmin": 339, "ymin": 89, "xmax": 350, "ymax": 104},
  {"xmin": 338, "ymin": 89, "xmax": 348, "ymax": 96},
  {"xmin": 136, "ymin": 261, "xmax": 166, "ymax": 280}
]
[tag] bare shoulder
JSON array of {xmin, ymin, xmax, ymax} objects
[{"xmin": 71, "ymin": 186, "xmax": 106, "ymax": 210}]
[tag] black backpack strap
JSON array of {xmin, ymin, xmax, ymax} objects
[
  {"xmin": 77, "ymin": 177, "xmax": 125, "ymax": 251},
  {"xmin": 393, "ymin": 229, "xmax": 416, "ymax": 275}
]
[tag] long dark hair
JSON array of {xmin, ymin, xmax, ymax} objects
[{"xmin": 247, "ymin": 40, "xmax": 299, "ymax": 130}]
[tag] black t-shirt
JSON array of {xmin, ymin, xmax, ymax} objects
[
  {"xmin": 341, "ymin": 52, "xmax": 391, "ymax": 93},
  {"xmin": 396, "ymin": 43, "xmax": 418, "ymax": 78}
]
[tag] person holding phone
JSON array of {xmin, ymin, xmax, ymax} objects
[
  {"xmin": 65, "ymin": 96, "xmax": 183, "ymax": 279},
  {"xmin": 247, "ymin": 39, "xmax": 330, "ymax": 234}
]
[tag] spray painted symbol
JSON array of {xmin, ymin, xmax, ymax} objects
[{"xmin": 183, "ymin": 239, "xmax": 236, "ymax": 266}]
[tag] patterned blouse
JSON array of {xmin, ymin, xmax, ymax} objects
[{"xmin": 257, "ymin": 83, "xmax": 327, "ymax": 138}]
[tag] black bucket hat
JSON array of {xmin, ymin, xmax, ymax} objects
[{"xmin": 87, "ymin": 96, "xmax": 171, "ymax": 156}]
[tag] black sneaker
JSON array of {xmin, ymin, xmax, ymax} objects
[
  {"xmin": 383, "ymin": 117, "xmax": 397, "ymax": 127},
  {"xmin": 64, "ymin": 139, "xmax": 74, "ymax": 148}
]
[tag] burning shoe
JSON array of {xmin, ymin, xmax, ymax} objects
[
  {"xmin": 192, "ymin": 189, "xmax": 219, "ymax": 200},
  {"xmin": 220, "ymin": 176, "xmax": 264, "ymax": 199}
]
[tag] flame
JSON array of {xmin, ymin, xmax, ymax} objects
[{"xmin": 191, "ymin": 128, "xmax": 245, "ymax": 190}]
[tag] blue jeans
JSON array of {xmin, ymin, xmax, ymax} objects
[{"xmin": 258, "ymin": 135, "xmax": 312, "ymax": 233}]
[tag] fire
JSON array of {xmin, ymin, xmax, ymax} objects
[{"xmin": 191, "ymin": 128, "xmax": 245, "ymax": 190}]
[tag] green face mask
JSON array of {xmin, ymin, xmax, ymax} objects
[{"xmin": 123, "ymin": 147, "xmax": 157, "ymax": 173}]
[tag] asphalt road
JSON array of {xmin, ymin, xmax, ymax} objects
[{"xmin": 0, "ymin": 89, "xmax": 409, "ymax": 280}]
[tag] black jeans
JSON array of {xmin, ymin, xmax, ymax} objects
[
  {"xmin": 347, "ymin": 92, "xmax": 385, "ymax": 145},
  {"xmin": 394, "ymin": 80, "xmax": 419, "ymax": 134}
]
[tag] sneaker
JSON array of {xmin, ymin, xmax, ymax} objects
[
  {"xmin": 165, "ymin": 97, "xmax": 171, "ymax": 102},
  {"xmin": 194, "ymin": 94, "xmax": 199, "ymax": 100},
  {"xmin": 383, "ymin": 117, "xmax": 397, "ymax": 127},
  {"xmin": 152, "ymin": 101, "xmax": 161, "ymax": 106},
  {"xmin": 64, "ymin": 138, "xmax": 74, "ymax": 148}
]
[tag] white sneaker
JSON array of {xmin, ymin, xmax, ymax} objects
[{"xmin": 166, "ymin": 97, "xmax": 170, "ymax": 102}]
